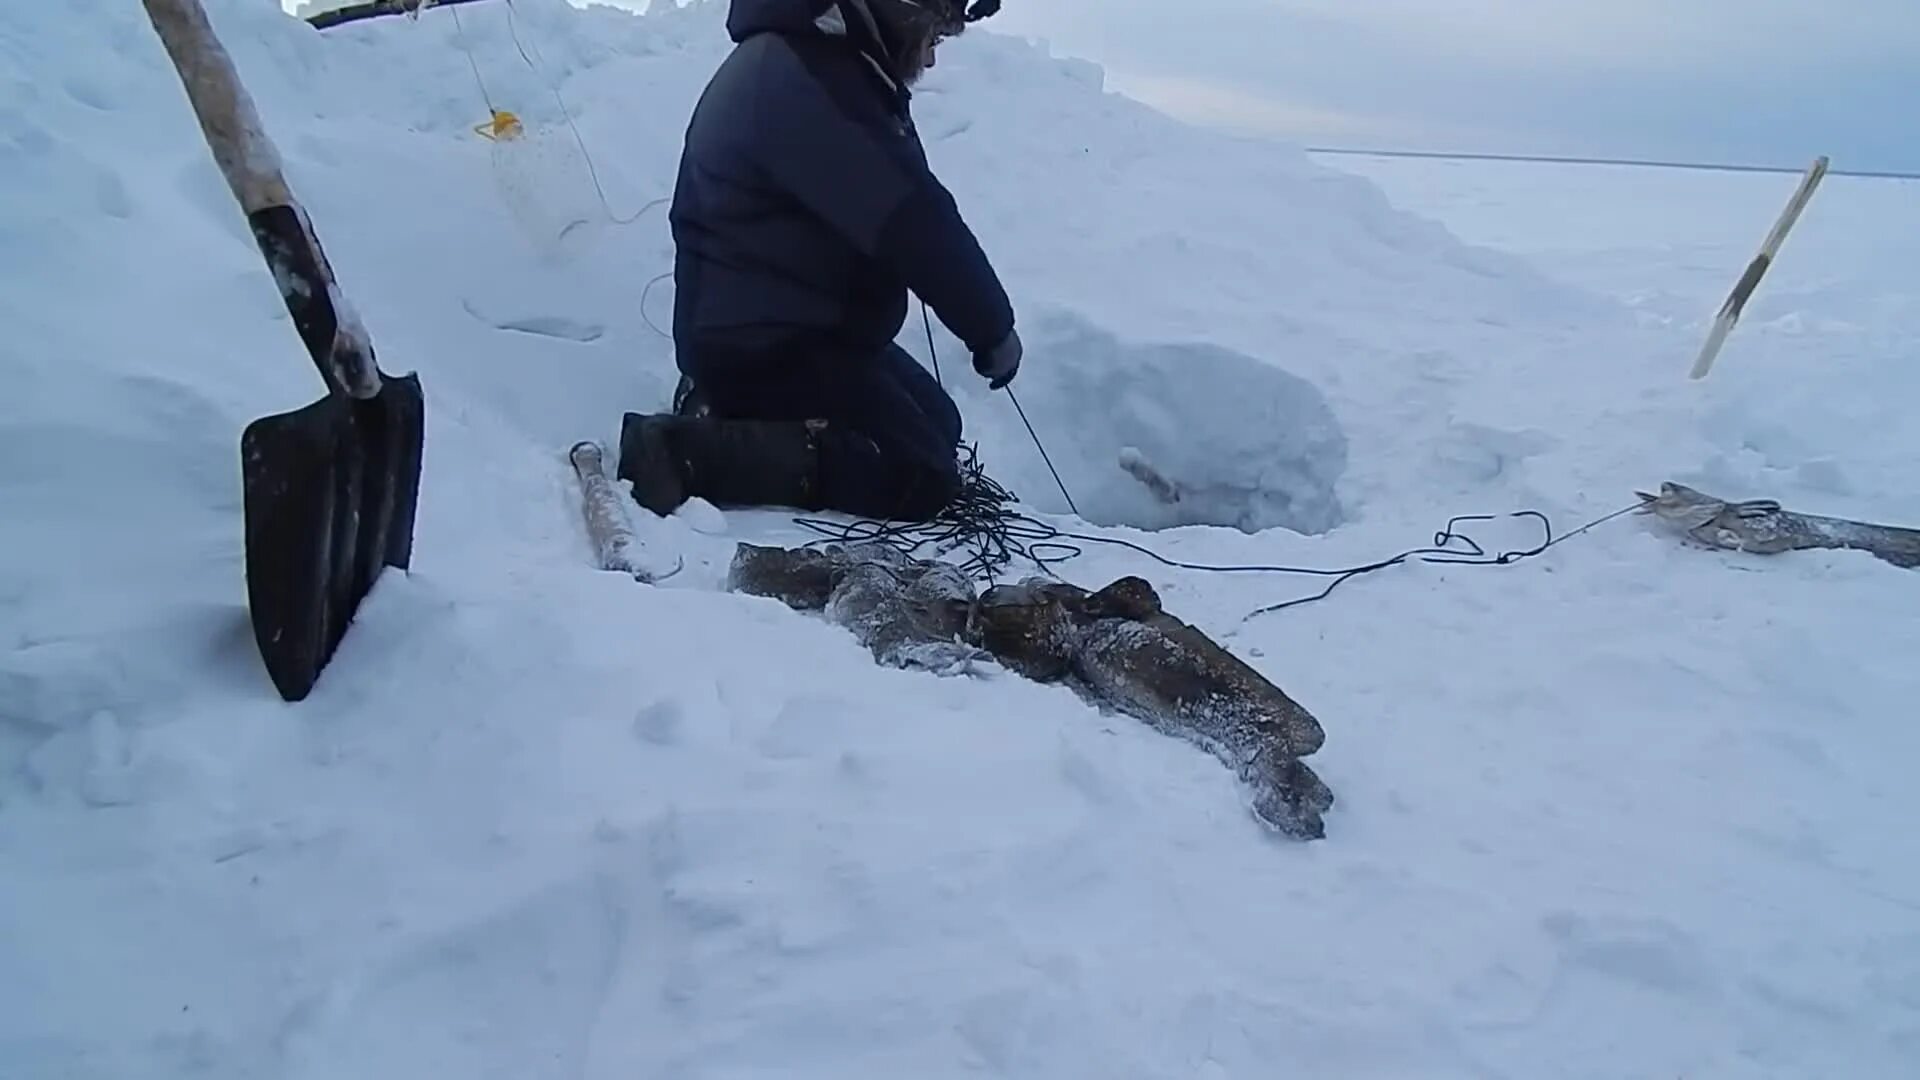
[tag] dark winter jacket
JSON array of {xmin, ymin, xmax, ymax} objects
[{"xmin": 668, "ymin": 0, "xmax": 1015, "ymax": 380}]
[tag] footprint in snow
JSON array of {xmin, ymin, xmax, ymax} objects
[
  {"xmin": 631, "ymin": 698, "xmax": 685, "ymax": 747},
  {"xmin": 94, "ymin": 165, "xmax": 132, "ymax": 219},
  {"xmin": 1540, "ymin": 910, "xmax": 1716, "ymax": 997},
  {"xmin": 63, "ymin": 73, "xmax": 117, "ymax": 111},
  {"xmin": 930, "ymin": 117, "xmax": 973, "ymax": 141},
  {"xmin": 458, "ymin": 296, "xmax": 605, "ymax": 343}
]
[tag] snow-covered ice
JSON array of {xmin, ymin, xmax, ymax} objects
[{"xmin": 3, "ymin": 0, "xmax": 1918, "ymax": 1077}]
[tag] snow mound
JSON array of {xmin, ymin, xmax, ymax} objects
[
  {"xmin": 942, "ymin": 310, "xmax": 1349, "ymax": 534},
  {"xmin": 868, "ymin": 22, "xmax": 1679, "ymax": 527}
]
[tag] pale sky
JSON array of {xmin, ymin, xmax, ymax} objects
[
  {"xmin": 365, "ymin": 0, "xmax": 1918, "ymax": 174},
  {"xmin": 983, "ymin": 0, "xmax": 1920, "ymax": 175}
]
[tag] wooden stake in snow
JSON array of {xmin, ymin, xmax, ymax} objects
[
  {"xmin": 1689, "ymin": 155, "xmax": 1829, "ymax": 380},
  {"xmin": 568, "ymin": 441, "xmax": 665, "ymax": 582}
]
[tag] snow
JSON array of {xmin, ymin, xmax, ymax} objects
[
  {"xmin": 988, "ymin": 321, "xmax": 1353, "ymax": 535},
  {"xmin": 3, "ymin": 0, "xmax": 1919, "ymax": 1076}
]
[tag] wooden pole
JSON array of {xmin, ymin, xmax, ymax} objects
[{"xmin": 1689, "ymin": 155, "xmax": 1829, "ymax": 380}]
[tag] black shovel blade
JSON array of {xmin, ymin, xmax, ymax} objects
[{"xmin": 241, "ymin": 373, "xmax": 424, "ymax": 702}]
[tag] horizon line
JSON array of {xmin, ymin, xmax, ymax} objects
[{"xmin": 1302, "ymin": 146, "xmax": 1918, "ymax": 181}]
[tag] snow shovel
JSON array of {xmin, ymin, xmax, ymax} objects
[{"xmin": 142, "ymin": 0, "xmax": 425, "ymax": 702}]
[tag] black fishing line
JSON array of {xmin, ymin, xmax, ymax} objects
[
  {"xmin": 794, "ymin": 306, "xmax": 1638, "ymax": 611},
  {"xmin": 795, "ymin": 459, "xmax": 1638, "ymax": 613}
]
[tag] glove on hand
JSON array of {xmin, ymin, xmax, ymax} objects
[{"xmin": 973, "ymin": 326, "xmax": 1022, "ymax": 390}]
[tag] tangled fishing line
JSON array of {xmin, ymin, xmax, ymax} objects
[
  {"xmin": 794, "ymin": 302, "xmax": 1642, "ymax": 620},
  {"xmin": 793, "ymin": 444, "xmax": 1082, "ymax": 581},
  {"xmin": 794, "ymin": 453, "xmax": 1640, "ymax": 621}
]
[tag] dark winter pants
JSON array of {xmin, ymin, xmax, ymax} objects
[{"xmin": 692, "ymin": 342, "xmax": 964, "ymax": 521}]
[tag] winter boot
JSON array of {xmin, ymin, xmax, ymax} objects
[{"xmin": 617, "ymin": 412, "xmax": 825, "ymax": 517}]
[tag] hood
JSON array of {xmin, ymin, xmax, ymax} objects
[
  {"xmin": 727, "ymin": 0, "xmax": 908, "ymax": 99},
  {"xmin": 727, "ymin": 0, "xmax": 992, "ymax": 44},
  {"xmin": 725, "ymin": 0, "xmax": 837, "ymax": 41},
  {"xmin": 727, "ymin": 0, "xmax": 886, "ymax": 47}
]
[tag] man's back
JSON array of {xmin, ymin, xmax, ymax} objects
[
  {"xmin": 669, "ymin": 0, "xmax": 1014, "ymax": 380},
  {"xmin": 618, "ymin": 1, "xmax": 1023, "ymax": 526}
]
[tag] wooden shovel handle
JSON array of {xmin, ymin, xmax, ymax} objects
[
  {"xmin": 141, "ymin": 0, "xmax": 383, "ymax": 399},
  {"xmin": 141, "ymin": 0, "xmax": 293, "ymax": 214}
]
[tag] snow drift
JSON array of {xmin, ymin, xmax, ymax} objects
[{"xmin": 4, "ymin": 0, "xmax": 1919, "ymax": 1077}]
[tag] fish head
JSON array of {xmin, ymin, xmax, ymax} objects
[{"xmin": 1635, "ymin": 482, "xmax": 1728, "ymax": 529}]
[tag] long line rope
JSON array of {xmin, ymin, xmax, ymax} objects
[
  {"xmin": 794, "ymin": 448, "xmax": 1640, "ymax": 618},
  {"xmin": 796, "ymin": 313, "xmax": 1642, "ymax": 617},
  {"xmin": 641, "ymin": 270, "xmax": 674, "ymax": 341},
  {"xmin": 796, "ymin": 454, "xmax": 1638, "ymax": 610},
  {"xmin": 1004, "ymin": 384, "xmax": 1079, "ymax": 518},
  {"xmin": 449, "ymin": 6, "xmax": 496, "ymax": 114},
  {"xmin": 921, "ymin": 302, "xmax": 941, "ymax": 385},
  {"xmin": 500, "ymin": 0, "xmax": 666, "ymax": 228},
  {"xmin": 1236, "ymin": 502, "xmax": 1641, "ymax": 619},
  {"xmin": 920, "ymin": 300, "xmax": 1078, "ymax": 515},
  {"xmin": 450, "ymin": 1, "xmax": 666, "ymax": 231}
]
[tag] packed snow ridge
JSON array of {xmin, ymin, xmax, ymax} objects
[{"xmin": 5, "ymin": 0, "xmax": 1920, "ymax": 1077}]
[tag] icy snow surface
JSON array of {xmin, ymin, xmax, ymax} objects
[{"xmin": 3, "ymin": 0, "xmax": 1919, "ymax": 1076}]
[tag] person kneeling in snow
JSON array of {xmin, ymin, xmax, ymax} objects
[{"xmin": 618, "ymin": 0, "xmax": 1022, "ymax": 522}]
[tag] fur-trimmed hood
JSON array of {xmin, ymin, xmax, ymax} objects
[{"xmin": 726, "ymin": 0, "xmax": 907, "ymax": 96}]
